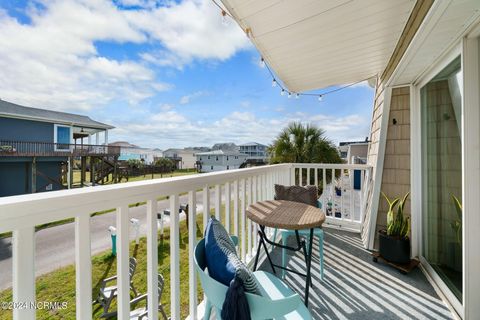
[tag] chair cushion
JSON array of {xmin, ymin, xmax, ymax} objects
[
  {"xmin": 204, "ymin": 217, "xmax": 259, "ymax": 294},
  {"xmin": 275, "ymin": 184, "xmax": 318, "ymax": 207}
]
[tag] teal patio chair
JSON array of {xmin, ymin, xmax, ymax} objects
[
  {"xmin": 272, "ymin": 200, "xmax": 324, "ymax": 280},
  {"xmin": 194, "ymin": 236, "xmax": 312, "ymax": 320}
]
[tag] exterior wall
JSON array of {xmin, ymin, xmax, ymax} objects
[
  {"xmin": 347, "ymin": 144, "xmax": 368, "ymax": 164},
  {"xmin": 374, "ymin": 87, "xmax": 412, "ymax": 247},
  {"xmin": 361, "ymin": 78, "xmax": 386, "ymax": 247},
  {"xmin": 163, "ymin": 149, "xmax": 197, "ymax": 169},
  {"xmin": 0, "ymin": 117, "xmax": 54, "ymax": 143},
  {"xmin": 196, "ymin": 154, "xmax": 247, "ymax": 172},
  {"xmin": 239, "ymin": 144, "xmax": 268, "ymax": 161},
  {"xmin": 0, "ymin": 158, "xmax": 64, "ymax": 197}
]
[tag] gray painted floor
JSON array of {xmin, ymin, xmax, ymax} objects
[{"xmin": 258, "ymin": 228, "xmax": 454, "ymax": 320}]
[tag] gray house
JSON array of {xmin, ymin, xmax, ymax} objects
[
  {"xmin": 0, "ymin": 99, "xmax": 117, "ymax": 197},
  {"xmin": 239, "ymin": 142, "xmax": 269, "ymax": 164},
  {"xmin": 196, "ymin": 150, "xmax": 247, "ymax": 173}
]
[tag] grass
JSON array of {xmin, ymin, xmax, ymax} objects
[
  {"xmin": 0, "ymin": 214, "xmax": 206, "ymax": 320},
  {"xmin": 0, "ymin": 204, "xmax": 241, "ymax": 319}
]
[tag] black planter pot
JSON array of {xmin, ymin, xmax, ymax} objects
[{"xmin": 378, "ymin": 230, "xmax": 410, "ymax": 264}]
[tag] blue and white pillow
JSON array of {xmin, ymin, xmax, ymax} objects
[{"xmin": 204, "ymin": 217, "xmax": 259, "ymax": 294}]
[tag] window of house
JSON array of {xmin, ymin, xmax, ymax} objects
[
  {"xmin": 208, "ymin": 156, "xmax": 210, "ymax": 159},
  {"xmin": 227, "ymin": 156, "xmax": 229, "ymax": 161},
  {"xmin": 216, "ymin": 156, "xmax": 218, "ymax": 161},
  {"xmin": 227, "ymin": 165, "xmax": 229, "ymax": 170},
  {"xmin": 211, "ymin": 166, "xmax": 213, "ymax": 170},
  {"xmin": 54, "ymin": 124, "xmax": 71, "ymax": 151}
]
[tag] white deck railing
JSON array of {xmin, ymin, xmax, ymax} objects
[{"xmin": 0, "ymin": 162, "xmax": 371, "ymax": 320}]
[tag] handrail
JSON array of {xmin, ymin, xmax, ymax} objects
[{"xmin": 0, "ymin": 140, "xmax": 120, "ymax": 156}]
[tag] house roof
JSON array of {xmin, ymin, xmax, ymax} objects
[
  {"xmin": 239, "ymin": 142, "xmax": 267, "ymax": 147},
  {"xmin": 0, "ymin": 99, "xmax": 114, "ymax": 130},
  {"xmin": 220, "ymin": 0, "xmax": 416, "ymax": 92},
  {"xmin": 196, "ymin": 150, "xmax": 246, "ymax": 156}
]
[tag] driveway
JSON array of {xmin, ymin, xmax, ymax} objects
[{"xmin": 0, "ymin": 189, "xmax": 215, "ymax": 290}]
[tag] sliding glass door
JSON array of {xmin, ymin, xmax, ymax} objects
[{"xmin": 421, "ymin": 56, "xmax": 463, "ymax": 301}]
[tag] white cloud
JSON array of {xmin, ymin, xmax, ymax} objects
[
  {"xmin": 0, "ymin": 0, "xmax": 249, "ymax": 111},
  {"xmin": 110, "ymin": 109, "xmax": 370, "ymax": 149},
  {"xmin": 131, "ymin": 0, "xmax": 251, "ymax": 68},
  {"xmin": 179, "ymin": 90, "xmax": 209, "ymax": 104}
]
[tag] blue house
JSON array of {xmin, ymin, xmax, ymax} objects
[{"xmin": 0, "ymin": 99, "xmax": 118, "ymax": 197}]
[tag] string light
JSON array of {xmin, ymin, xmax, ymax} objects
[{"xmin": 258, "ymin": 56, "xmax": 373, "ymax": 103}]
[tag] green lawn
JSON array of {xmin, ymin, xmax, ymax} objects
[{"xmin": 0, "ymin": 204, "xmax": 240, "ymax": 320}]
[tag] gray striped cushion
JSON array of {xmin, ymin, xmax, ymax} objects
[{"xmin": 209, "ymin": 218, "xmax": 260, "ymax": 294}]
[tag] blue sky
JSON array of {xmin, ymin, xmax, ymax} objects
[{"xmin": 0, "ymin": 0, "xmax": 374, "ymax": 149}]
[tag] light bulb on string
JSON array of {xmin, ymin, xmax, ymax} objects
[
  {"xmin": 288, "ymin": 92, "xmax": 292, "ymax": 99},
  {"xmin": 281, "ymin": 89, "xmax": 285, "ymax": 96},
  {"xmin": 260, "ymin": 57, "xmax": 265, "ymax": 68},
  {"xmin": 295, "ymin": 93, "xmax": 300, "ymax": 99},
  {"xmin": 221, "ymin": 10, "xmax": 229, "ymax": 26},
  {"xmin": 272, "ymin": 79, "xmax": 277, "ymax": 87},
  {"xmin": 318, "ymin": 95, "xmax": 323, "ymax": 102}
]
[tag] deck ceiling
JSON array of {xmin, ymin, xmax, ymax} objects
[{"xmin": 220, "ymin": 0, "xmax": 416, "ymax": 92}]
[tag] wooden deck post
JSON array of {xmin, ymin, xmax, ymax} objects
[
  {"xmin": 90, "ymin": 157, "xmax": 95, "ymax": 185},
  {"xmin": 81, "ymin": 156, "xmax": 86, "ymax": 187},
  {"xmin": 31, "ymin": 157, "xmax": 36, "ymax": 193},
  {"xmin": 69, "ymin": 156, "xmax": 74, "ymax": 189}
]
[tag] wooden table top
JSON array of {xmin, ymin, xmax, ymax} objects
[{"xmin": 246, "ymin": 200, "xmax": 325, "ymax": 230}]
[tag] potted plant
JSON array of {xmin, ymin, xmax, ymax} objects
[
  {"xmin": 334, "ymin": 179, "xmax": 342, "ymax": 196},
  {"xmin": 378, "ymin": 192, "xmax": 410, "ymax": 264}
]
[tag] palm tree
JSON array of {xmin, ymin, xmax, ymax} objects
[{"xmin": 269, "ymin": 122, "xmax": 342, "ymax": 164}]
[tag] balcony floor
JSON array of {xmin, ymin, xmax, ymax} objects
[{"xmin": 258, "ymin": 228, "xmax": 454, "ymax": 320}]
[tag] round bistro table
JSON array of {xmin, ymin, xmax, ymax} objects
[{"xmin": 246, "ymin": 200, "xmax": 325, "ymax": 306}]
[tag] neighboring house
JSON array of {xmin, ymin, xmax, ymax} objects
[
  {"xmin": 196, "ymin": 150, "xmax": 247, "ymax": 173},
  {"xmin": 163, "ymin": 148, "xmax": 197, "ymax": 169},
  {"xmin": 110, "ymin": 141, "xmax": 162, "ymax": 165},
  {"xmin": 0, "ymin": 99, "xmax": 116, "ymax": 197},
  {"xmin": 338, "ymin": 141, "xmax": 369, "ymax": 164},
  {"xmin": 211, "ymin": 142, "xmax": 239, "ymax": 152},
  {"xmin": 239, "ymin": 142, "xmax": 269, "ymax": 163}
]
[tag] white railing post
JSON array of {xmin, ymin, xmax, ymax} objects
[
  {"xmin": 203, "ymin": 185, "xmax": 210, "ymax": 229},
  {"xmin": 215, "ymin": 184, "xmax": 221, "ymax": 221},
  {"xmin": 12, "ymin": 227, "xmax": 35, "ymax": 320},
  {"xmin": 247, "ymin": 177, "xmax": 252, "ymax": 259},
  {"xmin": 252, "ymin": 176, "xmax": 258, "ymax": 252},
  {"xmin": 116, "ymin": 204, "xmax": 130, "ymax": 320},
  {"xmin": 290, "ymin": 166, "xmax": 296, "ymax": 186},
  {"xmin": 170, "ymin": 194, "xmax": 181, "ymax": 319},
  {"xmin": 314, "ymin": 168, "xmax": 318, "ymax": 187},
  {"xmin": 146, "ymin": 199, "xmax": 159, "ymax": 320},
  {"xmin": 188, "ymin": 191, "xmax": 197, "ymax": 320},
  {"xmin": 234, "ymin": 180, "xmax": 239, "ymax": 237},
  {"xmin": 307, "ymin": 167, "xmax": 311, "ymax": 185},
  {"xmin": 75, "ymin": 214, "xmax": 92, "ymax": 320},
  {"xmin": 225, "ymin": 182, "xmax": 231, "ymax": 233},
  {"xmin": 240, "ymin": 178, "xmax": 246, "ymax": 261}
]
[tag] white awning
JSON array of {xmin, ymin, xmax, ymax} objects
[{"xmin": 220, "ymin": 0, "xmax": 416, "ymax": 92}]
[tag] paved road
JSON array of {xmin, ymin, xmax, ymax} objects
[{"xmin": 0, "ymin": 189, "xmax": 215, "ymax": 290}]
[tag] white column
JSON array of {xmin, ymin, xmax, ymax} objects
[
  {"xmin": 116, "ymin": 204, "xmax": 130, "ymax": 320},
  {"xmin": 88, "ymin": 135, "xmax": 92, "ymax": 145},
  {"xmin": 95, "ymin": 132, "xmax": 100, "ymax": 145},
  {"xmin": 75, "ymin": 215, "xmax": 92, "ymax": 320},
  {"xmin": 104, "ymin": 130, "xmax": 109, "ymax": 145},
  {"xmin": 12, "ymin": 227, "xmax": 35, "ymax": 320},
  {"xmin": 169, "ymin": 194, "xmax": 181, "ymax": 319},
  {"xmin": 188, "ymin": 191, "xmax": 198, "ymax": 319},
  {"xmin": 146, "ymin": 199, "xmax": 159, "ymax": 320}
]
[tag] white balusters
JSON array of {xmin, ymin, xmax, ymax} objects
[
  {"xmin": 240, "ymin": 178, "xmax": 246, "ymax": 261},
  {"xmin": 234, "ymin": 180, "xmax": 239, "ymax": 237},
  {"xmin": 214, "ymin": 184, "xmax": 221, "ymax": 221},
  {"xmin": 12, "ymin": 227, "xmax": 35, "ymax": 320},
  {"xmin": 307, "ymin": 167, "xmax": 311, "ymax": 185},
  {"xmin": 146, "ymin": 199, "xmax": 159, "ymax": 320},
  {"xmin": 188, "ymin": 191, "xmax": 197, "ymax": 320},
  {"xmin": 116, "ymin": 204, "xmax": 130, "ymax": 320},
  {"xmin": 225, "ymin": 182, "xmax": 231, "ymax": 233},
  {"xmin": 314, "ymin": 168, "xmax": 318, "ymax": 187},
  {"xmin": 75, "ymin": 214, "xmax": 92, "ymax": 320},
  {"xmin": 170, "ymin": 194, "xmax": 180, "ymax": 320},
  {"xmin": 203, "ymin": 185, "xmax": 210, "ymax": 228},
  {"xmin": 247, "ymin": 177, "xmax": 252, "ymax": 259}
]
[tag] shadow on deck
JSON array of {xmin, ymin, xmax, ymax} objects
[{"xmin": 258, "ymin": 228, "xmax": 453, "ymax": 320}]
